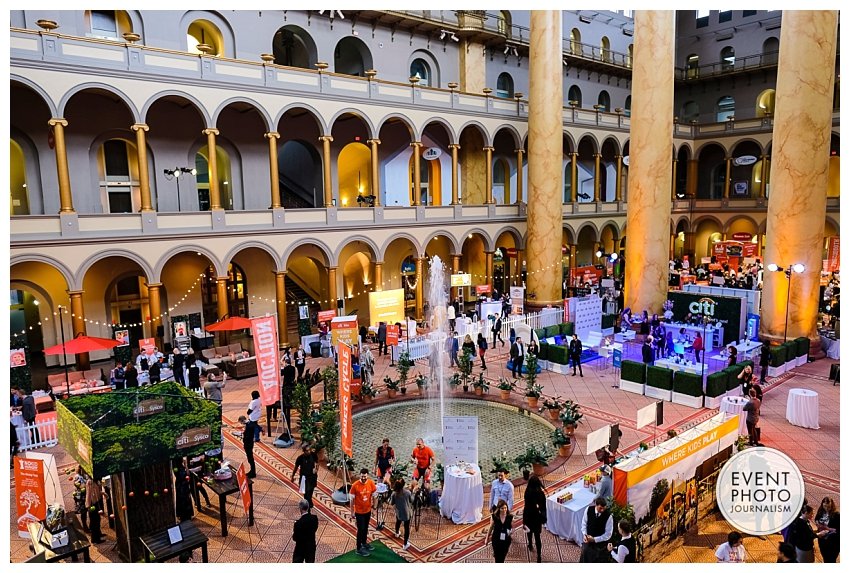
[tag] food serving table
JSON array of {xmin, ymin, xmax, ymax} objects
[
  {"xmin": 545, "ymin": 479, "xmax": 596, "ymax": 545},
  {"xmin": 439, "ymin": 463, "xmax": 483, "ymax": 524},
  {"xmin": 26, "ymin": 512, "xmax": 90, "ymax": 563},
  {"xmin": 786, "ymin": 389, "xmax": 819, "ymax": 429},
  {"xmin": 719, "ymin": 396, "xmax": 749, "ymax": 436}
]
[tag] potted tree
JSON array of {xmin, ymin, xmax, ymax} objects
[
  {"xmin": 513, "ymin": 448, "xmax": 532, "ymax": 481},
  {"xmin": 396, "ymin": 350, "xmax": 413, "ymax": 394},
  {"xmin": 360, "ymin": 379, "xmax": 378, "ymax": 404},
  {"xmin": 317, "ymin": 403, "xmax": 339, "ymax": 462},
  {"xmin": 489, "ymin": 452, "xmax": 515, "ymax": 477},
  {"xmin": 552, "ymin": 427, "xmax": 573, "ymax": 458},
  {"xmin": 384, "ymin": 375, "xmax": 400, "ymax": 398},
  {"xmin": 293, "ymin": 381, "xmax": 317, "ymax": 444},
  {"xmin": 327, "ymin": 453, "xmax": 356, "ymax": 478},
  {"xmin": 415, "ymin": 373, "xmax": 429, "ymax": 395},
  {"xmin": 527, "ymin": 443, "xmax": 553, "ymax": 477},
  {"xmin": 473, "ymin": 372, "xmax": 489, "ymax": 396},
  {"xmin": 458, "ymin": 347, "xmax": 474, "ymax": 392},
  {"xmin": 496, "ymin": 377, "xmax": 515, "ymax": 400},
  {"xmin": 524, "ymin": 381, "xmax": 543, "ymax": 409},
  {"xmin": 542, "ymin": 397, "xmax": 563, "ymax": 421},
  {"xmin": 449, "ymin": 372, "xmax": 462, "ymax": 393},
  {"xmin": 559, "ymin": 400, "xmax": 583, "ymax": 436}
]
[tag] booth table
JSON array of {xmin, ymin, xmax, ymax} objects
[
  {"xmin": 140, "ymin": 520, "xmax": 209, "ymax": 563},
  {"xmin": 27, "ymin": 512, "xmax": 91, "ymax": 563},
  {"xmin": 597, "ymin": 343, "xmax": 623, "ymax": 368},
  {"xmin": 545, "ymin": 479, "xmax": 597, "ymax": 545},
  {"xmin": 719, "ymin": 396, "xmax": 749, "ymax": 436},
  {"xmin": 654, "ymin": 358, "xmax": 706, "ymax": 376},
  {"xmin": 189, "ymin": 470, "xmax": 253, "ymax": 537},
  {"xmin": 664, "ymin": 322, "xmax": 724, "ymax": 351},
  {"xmin": 786, "ymin": 389, "xmax": 820, "ymax": 429},
  {"xmin": 732, "ymin": 340, "xmax": 763, "ymax": 360},
  {"xmin": 439, "ymin": 463, "xmax": 483, "ymax": 524}
]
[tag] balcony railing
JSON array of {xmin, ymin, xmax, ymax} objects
[{"xmin": 675, "ymin": 51, "xmax": 780, "ymax": 80}]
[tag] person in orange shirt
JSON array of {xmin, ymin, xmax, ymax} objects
[
  {"xmin": 410, "ymin": 438, "xmax": 435, "ymax": 492},
  {"xmin": 350, "ymin": 468, "xmax": 377, "ymax": 556}
]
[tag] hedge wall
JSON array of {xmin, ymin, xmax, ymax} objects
[
  {"xmin": 602, "ymin": 314, "xmax": 616, "ymax": 330},
  {"xmin": 782, "ymin": 341, "xmax": 797, "ymax": 362},
  {"xmin": 621, "ymin": 360, "xmax": 646, "ymax": 384},
  {"xmin": 534, "ymin": 328, "xmax": 547, "ymax": 343},
  {"xmin": 537, "ymin": 342, "xmax": 549, "ymax": 361},
  {"xmin": 724, "ymin": 366, "xmax": 743, "ymax": 391},
  {"xmin": 545, "ymin": 325, "xmax": 561, "ymax": 338},
  {"xmin": 646, "ymin": 366, "xmax": 673, "ymax": 390},
  {"xmin": 559, "ymin": 322, "xmax": 575, "ymax": 337},
  {"xmin": 706, "ymin": 372, "xmax": 728, "ymax": 397},
  {"xmin": 795, "ymin": 337, "xmax": 810, "ymax": 358},
  {"xmin": 769, "ymin": 345, "xmax": 787, "ymax": 367},
  {"xmin": 548, "ymin": 344, "xmax": 570, "ymax": 365},
  {"xmin": 673, "ymin": 371, "xmax": 704, "ymax": 397}
]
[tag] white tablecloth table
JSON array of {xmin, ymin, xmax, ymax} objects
[
  {"xmin": 720, "ymin": 396, "xmax": 749, "ymax": 436},
  {"xmin": 545, "ymin": 480, "xmax": 596, "ymax": 545},
  {"xmin": 439, "ymin": 463, "xmax": 483, "ymax": 524},
  {"xmin": 733, "ymin": 340, "xmax": 763, "ymax": 360},
  {"xmin": 664, "ymin": 322, "xmax": 724, "ymax": 352},
  {"xmin": 786, "ymin": 389, "xmax": 819, "ymax": 429},
  {"xmin": 820, "ymin": 336, "xmax": 840, "ymax": 360},
  {"xmin": 654, "ymin": 358, "xmax": 705, "ymax": 376},
  {"xmin": 597, "ymin": 343, "xmax": 623, "ymax": 368}
]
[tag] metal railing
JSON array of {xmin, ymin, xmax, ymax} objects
[{"xmin": 676, "ymin": 51, "xmax": 780, "ymax": 80}]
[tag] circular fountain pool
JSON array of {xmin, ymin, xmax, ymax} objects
[{"xmin": 352, "ymin": 398, "xmax": 554, "ymax": 475}]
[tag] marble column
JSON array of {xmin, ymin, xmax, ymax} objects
[
  {"xmin": 762, "ymin": 154, "xmax": 771, "ymax": 197},
  {"xmin": 484, "ymin": 146, "xmax": 494, "ymax": 204},
  {"xmin": 526, "ymin": 10, "xmax": 564, "ymax": 307},
  {"xmin": 320, "ymin": 136, "xmax": 334, "ymax": 207},
  {"xmin": 373, "ymin": 262, "xmax": 383, "ymax": 292},
  {"xmin": 216, "ymin": 277, "xmax": 229, "ymax": 322},
  {"xmin": 147, "ymin": 283, "xmax": 162, "ymax": 348},
  {"xmin": 515, "ymin": 148, "xmax": 524, "ymax": 203},
  {"xmin": 671, "ymin": 159, "xmax": 678, "ymax": 200},
  {"xmin": 593, "ymin": 153, "xmax": 602, "ymax": 202},
  {"xmin": 723, "ymin": 156, "xmax": 732, "ymax": 198},
  {"xmin": 68, "ymin": 291, "xmax": 89, "ymax": 370},
  {"xmin": 327, "ymin": 267, "xmax": 338, "ymax": 309},
  {"xmin": 449, "ymin": 144, "xmax": 460, "ymax": 205},
  {"xmin": 760, "ymin": 10, "xmax": 838, "ymax": 352},
  {"xmin": 569, "ymin": 152, "xmax": 578, "ymax": 202},
  {"xmin": 415, "ymin": 257, "xmax": 424, "ymax": 320},
  {"xmin": 411, "ymin": 142, "xmax": 422, "ymax": 206},
  {"xmin": 131, "ymin": 124, "xmax": 153, "ymax": 212},
  {"xmin": 203, "ymin": 128, "xmax": 222, "ymax": 210},
  {"xmin": 368, "ymin": 139, "xmax": 381, "ymax": 206},
  {"xmin": 451, "ymin": 254, "xmax": 461, "ymax": 301},
  {"xmin": 48, "ymin": 118, "xmax": 74, "ymax": 213},
  {"xmin": 515, "ymin": 250, "xmax": 524, "ymax": 286},
  {"xmin": 686, "ymin": 159, "xmax": 699, "ymax": 197},
  {"xmin": 615, "ymin": 155, "xmax": 623, "ymax": 201},
  {"xmin": 624, "ymin": 10, "xmax": 674, "ymax": 314},
  {"xmin": 485, "ymin": 251, "xmax": 494, "ymax": 290},
  {"xmin": 274, "ymin": 271, "xmax": 288, "ymax": 345},
  {"xmin": 265, "ymin": 132, "xmax": 281, "ymax": 209}
]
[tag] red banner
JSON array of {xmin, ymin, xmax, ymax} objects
[
  {"xmin": 564, "ymin": 299, "xmax": 570, "ymax": 323},
  {"xmin": 236, "ymin": 462, "xmax": 252, "ymax": 514},
  {"xmin": 339, "ymin": 343, "xmax": 353, "ymax": 457},
  {"xmin": 475, "ymin": 284, "xmax": 491, "ymax": 295},
  {"xmin": 570, "ymin": 265, "xmax": 603, "ymax": 287},
  {"xmin": 318, "ymin": 309, "xmax": 336, "ymax": 324},
  {"xmin": 15, "ymin": 456, "xmax": 46, "ymax": 537},
  {"xmin": 826, "ymin": 236, "xmax": 840, "ymax": 272},
  {"xmin": 386, "ymin": 324, "xmax": 400, "ymax": 346},
  {"xmin": 138, "ymin": 337, "xmax": 156, "ymax": 353},
  {"xmin": 250, "ymin": 316, "xmax": 280, "ymax": 407}
]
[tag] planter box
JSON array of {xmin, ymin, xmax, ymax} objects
[
  {"xmin": 768, "ymin": 363, "xmax": 786, "ymax": 377},
  {"xmin": 703, "ymin": 394, "xmax": 724, "ymax": 409},
  {"xmin": 644, "ymin": 385, "xmax": 672, "ymax": 401},
  {"xmin": 796, "ymin": 355, "xmax": 807, "ymax": 367},
  {"xmin": 672, "ymin": 391, "xmax": 704, "ymax": 408},
  {"xmin": 546, "ymin": 362, "xmax": 572, "ymax": 375},
  {"xmin": 619, "ymin": 378, "xmax": 645, "ymax": 395}
]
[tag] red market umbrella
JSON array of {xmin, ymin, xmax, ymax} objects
[
  {"xmin": 205, "ymin": 316, "xmax": 252, "ymax": 332},
  {"xmin": 43, "ymin": 334, "xmax": 122, "ymax": 355}
]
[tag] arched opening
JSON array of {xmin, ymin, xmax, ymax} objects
[
  {"xmin": 85, "ymin": 10, "xmax": 134, "ymax": 40},
  {"xmin": 720, "ymin": 46, "xmax": 735, "ymax": 71},
  {"xmin": 624, "ymin": 96, "xmax": 632, "ymax": 117},
  {"xmin": 187, "ymin": 19, "xmax": 224, "ymax": 56},
  {"xmin": 755, "ymin": 89, "xmax": 775, "ymax": 117},
  {"xmin": 762, "ymin": 37, "xmax": 779, "ymax": 65},
  {"xmin": 569, "ymin": 28, "xmax": 582, "ymax": 55},
  {"xmin": 496, "ymin": 72, "xmax": 514, "ymax": 98},
  {"xmin": 272, "ymin": 25, "xmax": 317, "ymax": 69},
  {"xmin": 10, "ymin": 139, "xmax": 29, "ymax": 215},
  {"xmin": 334, "ymin": 36, "xmax": 373, "ymax": 77},
  {"xmin": 576, "ymin": 226, "xmax": 598, "ymax": 267},
  {"xmin": 601, "ymin": 36, "xmax": 611, "ymax": 62},
  {"xmin": 195, "ymin": 145, "xmax": 233, "ymax": 210},
  {"xmin": 568, "ymin": 85, "xmax": 582, "ymax": 107},
  {"xmin": 685, "ymin": 54, "xmax": 699, "ymax": 79},
  {"xmin": 697, "ymin": 144, "xmax": 727, "ymax": 199},
  {"xmin": 493, "ymin": 158, "xmax": 511, "ymax": 204},
  {"xmin": 410, "ymin": 58, "xmax": 432, "ymax": 86},
  {"xmin": 408, "ymin": 151, "xmax": 438, "ymax": 206},
  {"xmin": 716, "ymin": 96, "xmax": 735, "ymax": 122},
  {"xmin": 279, "ymin": 140, "xmax": 322, "ymax": 208},
  {"xmin": 338, "ymin": 142, "xmax": 372, "ymax": 208},
  {"xmin": 682, "ymin": 101, "xmax": 700, "ymax": 123},
  {"xmin": 597, "ymin": 91, "xmax": 611, "ymax": 112},
  {"xmin": 201, "ymin": 263, "xmax": 248, "ymax": 323},
  {"xmin": 98, "ymin": 138, "xmax": 140, "ymax": 213},
  {"xmin": 673, "ymin": 220, "xmax": 688, "ymax": 260},
  {"xmin": 627, "ymin": 44, "xmax": 633, "ymax": 67},
  {"xmin": 497, "ymin": 11, "xmax": 512, "ymax": 37}
]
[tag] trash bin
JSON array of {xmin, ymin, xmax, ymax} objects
[{"xmin": 309, "ymin": 341, "xmax": 322, "ymax": 358}]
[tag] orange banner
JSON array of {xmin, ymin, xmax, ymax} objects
[
  {"xmin": 15, "ymin": 456, "xmax": 46, "ymax": 537},
  {"xmin": 386, "ymin": 324, "xmax": 400, "ymax": 346},
  {"xmin": 236, "ymin": 462, "xmax": 252, "ymax": 514},
  {"xmin": 318, "ymin": 309, "xmax": 336, "ymax": 324},
  {"xmin": 339, "ymin": 343, "xmax": 353, "ymax": 457},
  {"xmin": 138, "ymin": 337, "xmax": 156, "ymax": 353},
  {"xmin": 250, "ymin": 315, "xmax": 281, "ymax": 407}
]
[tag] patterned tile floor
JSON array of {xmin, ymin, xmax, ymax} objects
[{"xmin": 9, "ymin": 343, "xmax": 840, "ymax": 563}]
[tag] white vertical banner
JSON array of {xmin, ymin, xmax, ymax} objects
[
  {"xmin": 573, "ymin": 295, "xmax": 603, "ymax": 340},
  {"xmin": 442, "ymin": 416, "xmax": 478, "ymax": 465},
  {"xmin": 510, "ymin": 286, "xmax": 525, "ymax": 315},
  {"xmin": 636, "ymin": 402, "xmax": 658, "ymax": 430},
  {"xmin": 586, "ymin": 424, "xmax": 612, "ymax": 455}
]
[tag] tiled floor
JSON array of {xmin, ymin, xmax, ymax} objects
[{"xmin": 9, "ymin": 344, "xmax": 840, "ymax": 563}]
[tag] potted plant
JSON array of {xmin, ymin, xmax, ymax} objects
[
  {"xmin": 489, "ymin": 452, "xmax": 515, "ymax": 476},
  {"xmin": 496, "ymin": 377, "xmax": 515, "ymax": 400},
  {"xmin": 415, "ymin": 373, "xmax": 429, "ymax": 395},
  {"xmin": 458, "ymin": 347, "xmax": 474, "ymax": 392},
  {"xmin": 384, "ymin": 375, "xmax": 400, "ymax": 398},
  {"xmin": 473, "ymin": 372, "xmax": 489, "ymax": 396},
  {"xmin": 317, "ymin": 403, "xmax": 339, "ymax": 462},
  {"xmin": 390, "ymin": 461, "xmax": 409, "ymax": 487},
  {"xmin": 449, "ymin": 372, "xmax": 462, "ymax": 392},
  {"xmin": 293, "ymin": 381, "xmax": 317, "ymax": 444},
  {"xmin": 551, "ymin": 427, "xmax": 573, "ymax": 458},
  {"xmin": 513, "ymin": 449, "xmax": 532, "ymax": 480},
  {"xmin": 638, "ymin": 441, "xmax": 649, "ymax": 452},
  {"xmin": 321, "ymin": 365, "xmax": 339, "ymax": 402},
  {"xmin": 327, "ymin": 453, "xmax": 356, "ymax": 477},
  {"xmin": 360, "ymin": 379, "xmax": 377, "ymax": 404},
  {"xmin": 524, "ymin": 381, "xmax": 543, "ymax": 409},
  {"xmin": 608, "ymin": 499, "xmax": 636, "ymax": 545},
  {"xmin": 396, "ymin": 350, "xmax": 413, "ymax": 393},
  {"xmin": 542, "ymin": 396, "xmax": 563, "ymax": 421},
  {"xmin": 666, "ymin": 428, "xmax": 678, "ymax": 440},
  {"xmin": 559, "ymin": 400, "xmax": 583, "ymax": 436},
  {"xmin": 527, "ymin": 443, "xmax": 553, "ymax": 477}
]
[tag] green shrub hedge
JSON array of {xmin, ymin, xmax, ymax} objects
[
  {"xmin": 673, "ymin": 371, "xmax": 704, "ymax": 397},
  {"xmin": 559, "ymin": 322, "xmax": 575, "ymax": 336},
  {"xmin": 545, "ymin": 325, "xmax": 561, "ymax": 338},
  {"xmin": 621, "ymin": 360, "xmax": 646, "ymax": 384},
  {"xmin": 646, "ymin": 366, "xmax": 673, "ymax": 390},
  {"xmin": 537, "ymin": 342, "xmax": 549, "ymax": 361},
  {"xmin": 602, "ymin": 314, "xmax": 616, "ymax": 330},
  {"xmin": 794, "ymin": 337, "xmax": 810, "ymax": 358},
  {"xmin": 724, "ymin": 366, "xmax": 743, "ymax": 391},
  {"xmin": 706, "ymin": 372, "xmax": 728, "ymax": 397},
  {"xmin": 769, "ymin": 345, "xmax": 786, "ymax": 367},
  {"xmin": 548, "ymin": 344, "xmax": 570, "ymax": 365},
  {"xmin": 534, "ymin": 328, "xmax": 547, "ymax": 343},
  {"xmin": 782, "ymin": 341, "xmax": 797, "ymax": 362}
]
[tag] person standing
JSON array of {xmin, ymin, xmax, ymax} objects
[
  {"xmin": 148, "ymin": 356, "xmax": 162, "ymax": 384},
  {"xmin": 170, "ymin": 349, "xmax": 186, "ymax": 386},
  {"xmin": 569, "ymin": 334, "xmax": 584, "ymax": 377},
  {"xmin": 110, "ymin": 361, "xmax": 126, "ymax": 389},
  {"xmin": 237, "ymin": 415, "xmax": 257, "ymax": 478},
  {"xmin": 292, "ymin": 499, "xmax": 319, "ymax": 563},
  {"xmin": 19, "ymin": 389, "xmax": 39, "ymax": 445},
  {"xmin": 608, "ymin": 520, "xmax": 636, "ymax": 563},
  {"xmin": 641, "ymin": 337, "xmax": 655, "ymax": 367},
  {"xmin": 203, "ymin": 371, "xmax": 226, "ymax": 405},
  {"xmin": 814, "ymin": 497, "xmax": 840, "ymax": 563},
  {"xmin": 173, "ymin": 458, "xmax": 194, "ymax": 522},
  {"xmin": 292, "ymin": 444, "xmax": 319, "ymax": 509},
  {"xmin": 281, "ymin": 361, "xmax": 296, "ymax": 427},
  {"xmin": 580, "ymin": 497, "xmax": 613, "ymax": 563},
  {"xmin": 447, "ymin": 303, "xmax": 456, "ymax": 332},
  {"xmin": 390, "ymin": 478, "xmax": 413, "ymax": 550},
  {"xmin": 294, "ymin": 345, "xmax": 307, "ymax": 380},
  {"xmin": 489, "ymin": 469, "xmax": 515, "ymax": 512},
  {"xmin": 510, "ymin": 337, "xmax": 525, "ymax": 379},
  {"xmin": 185, "ymin": 358, "xmax": 200, "ymax": 390},
  {"xmin": 374, "ymin": 438, "xmax": 395, "ymax": 484},
  {"xmin": 737, "ymin": 365, "xmax": 754, "ymax": 397},
  {"xmin": 789, "ymin": 504, "xmax": 828, "ymax": 563},
  {"xmin": 742, "ymin": 388, "xmax": 761, "ymax": 447},
  {"xmin": 350, "ymin": 468, "xmax": 377, "ymax": 556},
  {"xmin": 247, "ymin": 389, "xmax": 262, "ymax": 443},
  {"xmin": 462, "ymin": 334, "xmax": 476, "ymax": 358},
  {"xmin": 361, "ymin": 345, "xmax": 375, "ymax": 386},
  {"xmin": 124, "ymin": 361, "xmax": 139, "ymax": 389},
  {"xmin": 759, "ymin": 344, "xmax": 771, "ymax": 384},
  {"xmin": 477, "ymin": 332, "xmax": 488, "ymax": 370},
  {"xmin": 72, "ymin": 466, "xmax": 89, "ymax": 532},
  {"xmin": 715, "ymin": 531, "xmax": 745, "ymax": 562},
  {"xmin": 492, "ymin": 315, "xmax": 504, "ymax": 348},
  {"xmin": 85, "ymin": 476, "xmax": 106, "ymax": 543},
  {"xmin": 447, "ymin": 333, "xmax": 459, "ymax": 368},
  {"xmin": 523, "ymin": 475, "xmax": 547, "ymax": 563},
  {"xmin": 377, "ymin": 322, "xmax": 387, "ymax": 356},
  {"xmin": 485, "ymin": 500, "xmax": 514, "ymax": 563},
  {"xmin": 597, "ymin": 465, "xmax": 613, "ymax": 500},
  {"xmin": 727, "ymin": 345, "xmax": 738, "ymax": 367},
  {"xmin": 692, "ymin": 332, "xmax": 704, "ymax": 364}
]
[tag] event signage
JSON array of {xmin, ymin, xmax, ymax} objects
[
  {"xmin": 318, "ymin": 309, "xmax": 337, "ymax": 324},
  {"xmin": 442, "ymin": 416, "xmax": 478, "ymax": 465},
  {"xmin": 11, "ymin": 348, "xmax": 26, "ymax": 367},
  {"xmin": 716, "ymin": 447, "xmax": 805, "ymax": 535},
  {"xmin": 567, "ymin": 295, "xmax": 603, "ymax": 341},
  {"xmin": 250, "ymin": 315, "xmax": 281, "ymax": 407},
  {"xmin": 133, "ymin": 398, "xmax": 165, "ymax": 418},
  {"xmin": 733, "ymin": 155, "xmax": 758, "ymax": 166},
  {"xmin": 422, "ymin": 147, "xmax": 442, "ymax": 161},
  {"xmin": 386, "ymin": 324, "xmax": 400, "ymax": 346},
  {"xmin": 509, "ymin": 286, "xmax": 525, "ymax": 315},
  {"xmin": 173, "ymin": 321, "xmax": 187, "ymax": 337},
  {"xmin": 236, "ymin": 462, "xmax": 252, "ymax": 514},
  {"xmin": 15, "ymin": 456, "xmax": 46, "ymax": 537},
  {"xmin": 368, "ymin": 289, "xmax": 405, "ymax": 326},
  {"xmin": 731, "ymin": 232, "xmax": 753, "ymax": 241},
  {"xmin": 612, "ymin": 348, "xmax": 622, "ymax": 368},
  {"xmin": 339, "ymin": 343, "xmax": 353, "ymax": 457},
  {"xmin": 475, "ymin": 284, "xmax": 491, "ymax": 295},
  {"xmin": 176, "ymin": 426, "xmax": 211, "ymax": 450},
  {"xmin": 826, "ymin": 236, "xmax": 840, "ymax": 272},
  {"xmin": 331, "ymin": 316, "xmax": 359, "ymax": 346},
  {"xmin": 450, "ymin": 273, "xmax": 472, "ymax": 287},
  {"xmin": 563, "ymin": 299, "xmax": 570, "ymax": 323},
  {"xmin": 298, "ymin": 305, "xmax": 309, "ymax": 320},
  {"xmin": 114, "ymin": 330, "xmax": 129, "ymax": 347},
  {"xmin": 138, "ymin": 337, "xmax": 156, "ymax": 353},
  {"xmin": 667, "ymin": 291, "xmax": 743, "ymax": 345}
]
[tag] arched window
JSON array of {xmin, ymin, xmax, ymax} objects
[
  {"xmin": 627, "ymin": 44, "xmax": 633, "ymax": 67},
  {"xmin": 600, "ymin": 36, "xmax": 611, "ymax": 62},
  {"xmin": 334, "ymin": 37, "xmax": 373, "ymax": 76},
  {"xmin": 493, "ymin": 158, "xmax": 511, "ymax": 204},
  {"xmin": 755, "ymin": 89, "xmax": 775, "ymax": 117},
  {"xmin": 686, "ymin": 54, "xmax": 699, "ymax": 79},
  {"xmin": 10, "ymin": 139, "xmax": 29, "ymax": 215},
  {"xmin": 410, "ymin": 59, "xmax": 431, "ymax": 86},
  {"xmin": 187, "ymin": 20, "xmax": 224, "ymax": 56},
  {"xmin": 568, "ymin": 85, "xmax": 582, "ymax": 107},
  {"xmin": 86, "ymin": 10, "xmax": 133, "ymax": 40},
  {"xmin": 195, "ymin": 145, "xmax": 232, "ymax": 210},
  {"xmin": 272, "ymin": 25, "xmax": 317, "ymax": 69},
  {"xmin": 201, "ymin": 263, "xmax": 248, "ymax": 322},
  {"xmin": 99, "ymin": 139, "xmax": 139, "ymax": 213},
  {"xmin": 497, "ymin": 11, "xmax": 512, "ymax": 37},
  {"xmin": 720, "ymin": 46, "xmax": 735, "ymax": 71},
  {"xmin": 716, "ymin": 96, "xmax": 735, "ymax": 122},
  {"xmin": 569, "ymin": 28, "xmax": 582, "ymax": 55},
  {"xmin": 762, "ymin": 37, "xmax": 779, "ymax": 65},
  {"xmin": 624, "ymin": 96, "xmax": 632, "ymax": 117},
  {"xmin": 496, "ymin": 72, "xmax": 514, "ymax": 98},
  {"xmin": 682, "ymin": 101, "xmax": 700, "ymax": 122},
  {"xmin": 597, "ymin": 91, "xmax": 611, "ymax": 112}
]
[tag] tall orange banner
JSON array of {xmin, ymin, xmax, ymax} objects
[
  {"xmin": 14, "ymin": 456, "xmax": 46, "ymax": 537},
  {"xmin": 236, "ymin": 462, "xmax": 252, "ymax": 514},
  {"xmin": 339, "ymin": 343, "xmax": 353, "ymax": 457},
  {"xmin": 250, "ymin": 315, "xmax": 281, "ymax": 406}
]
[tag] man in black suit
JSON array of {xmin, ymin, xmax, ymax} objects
[
  {"xmin": 377, "ymin": 322, "xmax": 387, "ymax": 356},
  {"xmin": 292, "ymin": 499, "xmax": 319, "ymax": 563},
  {"xmin": 642, "ymin": 336, "xmax": 655, "ymax": 367},
  {"xmin": 569, "ymin": 334, "xmax": 584, "ymax": 377},
  {"xmin": 509, "ymin": 337, "xmax": 525, "ymax": 379}
]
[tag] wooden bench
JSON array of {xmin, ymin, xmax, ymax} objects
[{"xmin": 139, "ymin": 520, "xmax": 209, "ymax": 563}]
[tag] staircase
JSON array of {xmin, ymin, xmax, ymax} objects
[
  {"xmin": 285, "ymin": 275, "xmax": 320, "ymax": 344},
  {"xmin": 279, "ymin": 173, "xmax": 317, "ymax": 209}
]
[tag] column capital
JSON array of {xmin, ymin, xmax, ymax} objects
[
  {"xmin": 615, "ymin": 154, "xmax": 623, "ymax": 159},
  {"xmin": 67, "ymin": 290, "xmax": 84, "ymax": 297},
  {"xmin": 514, "ymin": 148, "xmax": 524, "ymax": 154},
  {"xmin": 483, "ymin": 146, "xmax": 495, "ymax": 152},
  {"xmin": 146, "ymin": 282, "xmax": 163, "ymax": 289},
  {"xmin": 326, "ymin": 265, "xmax": 338, "ymax": 271},
  {"xmin": 672, "ymin": 158, "xmax": 678, "ymax": 163},
  {"xmin": 593, "ymin": 153, "xmax": 602, "ymax": 158},
  {"xmin": 48, "ymin": 117, "xmax": 68, "ymax": 127},
  {"xmin": 319, "ymin": 135, "xmax": 333, "ymax": 143},
  {"xmin": 569, "ymin": 151, "xmax": 578, "ymax": 157},
  {"xmin": 373, "ymin": 260, "xmax": 384, "ymax": 265},
  {"xmin": 367, "ymin": 138, "xmax": 381, "ymax": 145},
  {"xmin": 264, "ymin": 131, "xmax": 280, "ymax": 140},
  {"xmin": 484, "ymin": 250, "xmax": 495, "ymax": 255},
  {"xmin": 273, "ymin": 269, "xmax": 287, "ymax": 277},
  {"xmin": 410, "ymin": 141, "xmax": 423, "ymax": 148},
  {"xmin": 131, "ymin": 123, "xmax": 149, "ymax": 132},
  {"xmin": 448, "ymin": 143, "xmax": 461, "ymax": 150},
  {"xmin": 202, "ymin": 127, "xmax": 220, "ymax": 136},
  {"xmin": 215, "ymin": 276, "xmax": 228, "ymax": 282}
]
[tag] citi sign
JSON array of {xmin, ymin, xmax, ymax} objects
[{"xmin": 689, "ymin": 297, "xmax": 717, "ymax": 316}]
